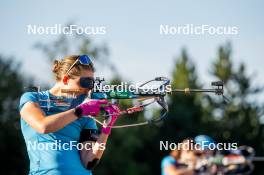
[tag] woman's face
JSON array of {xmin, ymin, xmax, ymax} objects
[{"xmin": 65, "ymin": 69, "xmax": 94, "ymax": 95}]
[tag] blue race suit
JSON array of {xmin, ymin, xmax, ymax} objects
[{"xmin": 19, "ymin": 91, "xmax": 97, "ymax": 175}]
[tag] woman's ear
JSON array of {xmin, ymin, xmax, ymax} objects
[{"xmin": 62, "ymin": 75, "xmax": 69, "ymax": 85}]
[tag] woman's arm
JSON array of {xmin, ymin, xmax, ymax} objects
[
  {"xmin": 79, "ymin": 104, "xmax": 120, "ymax": 170},
  {"xmin": 20, "ymin": 101, "xmax": 78, "ymax": 134}
]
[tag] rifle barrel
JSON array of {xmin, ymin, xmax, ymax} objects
[{"xmin": 171, "ymin": 88, "xmax": 219, "ymax": 93}]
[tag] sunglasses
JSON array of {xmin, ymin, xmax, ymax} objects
[
  {"xmin": 66, "ymin": 55, "xmax": 93, "ymax": 75},
  {"xmin": 80, "ymin": 77, "xmax": 94, "ymax": 89}
]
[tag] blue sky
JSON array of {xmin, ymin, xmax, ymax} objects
[{"xmin": 0, "ymin": 0, "xmax": 263, "ymax": 101}]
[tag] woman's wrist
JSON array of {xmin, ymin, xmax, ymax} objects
[{"xmin": 73, "ymin": 107, "xmax": 83, "ymax": 118}]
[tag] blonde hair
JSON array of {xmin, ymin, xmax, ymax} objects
[{"xmin": 52, "ymin": 55, "xmax": 95, "ymax": 81}]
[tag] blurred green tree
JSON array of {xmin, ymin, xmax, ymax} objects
[
  {"xmin": 160, "ymin": 48, "xmax": 203, "ymax": 141},
  {"xmin": 208, "ymin": 43, "xmax": 264, "ymax": 174},
  {"xmin": 209, "ymin": 43, "xmax": 263, "ymax": 144},
  {"xmin": 0, "ymin": 56, "xmax": 32, "ymax": 174}
]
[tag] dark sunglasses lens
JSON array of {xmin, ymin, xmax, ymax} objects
[
  {"xmin": 80, "ymin": 77, "xmax": 94, "ymax": 89},
  {"xmin": 79, "ymin": 55, "xmax": 92, "ymax": 65}
]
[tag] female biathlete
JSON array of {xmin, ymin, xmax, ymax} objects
[{"xmin": 19, "ymin": 55, "xmax": 119, "ymax": 175}]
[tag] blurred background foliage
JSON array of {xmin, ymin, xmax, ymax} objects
[{"xmin": 0, "ymin": 32, "xmax": 263, "ymax": 174}]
